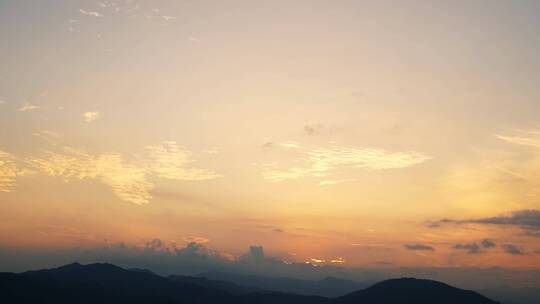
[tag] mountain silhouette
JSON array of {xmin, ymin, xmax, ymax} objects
[
  {"xmin": 335, "ymin": 277, "xmax": 499, "ymax": 304},
  {"xmin": 0, "ymin": 263, "xmax": 499, "ymax": 304}
]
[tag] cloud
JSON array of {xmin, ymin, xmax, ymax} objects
[
  {"xmin": 17, "ymin": 103, "xmax": 39, "ymax": 112},
  {"xmin": 481, "ymin": 239, "xmax": 497, "ymax": 248},
  {"xmin": 304, "ymin": 124, "xmax": 324, "ymax": 136},
  {"xmin": 501, "ymin": 244, "xmax": 525, "ymax": 255},
  {"xmin": 469, "ymin": 210, "xmax": 540, "ymax": 228},
  {"xmin": 279, "ymin": 142, "xmax": 301, "ymax": 149},
  {"xmin": 12, "ymin": 142, "xmax": 220, "ymax": 205},
  {"xmin": 497, "ymin": 131, "xmax": 540, "ymax": 148},
  {"xmin": 0, "ymin": 150, "xmax": 30, "ymax": 192},
  {"xmin": 145, "ymin": 238, "xmax": 164, "ymax": 250},
  {"xmin": 176, "ymin": 242, "xmax": 222, "ymax": 260},
  {"xmin": 403, "ymin": 244, "xmax": 435, "ymax": 251},
  {"xmin": 452, "ymin": 243, "xmax": 481, "ymax": 254},
  {"xmin": 319, "ymin": 179, "xmax": 350, "ymax": 186},
  {"xmin": 83, "ymin": 111, "xmax": 100, "ymax": 122},
  {"xmin": 261, "ymin": 142, "xmax": 274, "ymax": 149},
  {"xmin": 430, "ymin": 210, "xmax": 540, "ymax": 235},
  {"xmin": 28, "ymin": 147, "xmax": 153, "ymax": 205},
  {"xmin": 329, "ymin": 257, "xmax": 346, "ymax": 264},
  {"xmin": 308, "ymin": 258, "xmax": 325, "ymax": 264},
  {"xmin": 183, "ymin": 236, "xmax": 210, "ymax": 244},
  {"xmin": 0, "ymin": 100, "xmax": 5, "ymax": 105},
  {"xmin": 263, "ymin": 145, "xmax": 430, "ymax": 182},
  {"xmin": 79, "ymin": 9, "xmax": 103, "ymax": 17},
  {"xmin": 145, "ymin": 142, "xmax": 221, "ymax": 181},
  {"xmin": 34, "ymin": 130, "xmax": 61, "ymax": 143}
]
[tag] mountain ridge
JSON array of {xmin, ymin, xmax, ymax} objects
[{"xmin": 0, "ymin": 262, "xmax": 500, "ymax": 304}]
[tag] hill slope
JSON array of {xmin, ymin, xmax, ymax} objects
[{"xmin": 336, "ymin": 277, "xmax": 499, "ymax": 304}]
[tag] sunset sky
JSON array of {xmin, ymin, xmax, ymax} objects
[{"xmin": 1, "ymin": 0, "xmax": 540, "ymax": 274}]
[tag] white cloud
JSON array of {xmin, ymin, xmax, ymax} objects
[
  {"xmin": 279, "ymin": 142, "xmax": 301, "ymax": 149},
  {"xmin": 33, "ymin": 130, "xmax": 61, "ymax": 143},
  {"xmin": 83, "ymin": 111, "xmax": 100, "ymax": 122},
  {"xmin": 17, "ymin": 103, "xmax": 39, "ymax": 112},
  {"xmin": 17, "ymin": 142, "xmax": 221, "ymax": 205},
  {"xmin": 28, "ymin": 147, "xmax": 153, "ymax": 205},
  {"xmin": 79, "ymin": 9, "xmax": 103, "ymax": 17},
  {"xmin": 262, "ymin": 145, "xmax": 431, "ymax": 182},
  {"xmin": 497, "ymin": 131, "xmax": 540, "ymax": 148},
  {"xmin": 146, "ymin": 141, "xmax": 221, "ymax": 181},
  {"xmin": 319, "ymin": 179, "xmax": 350, "ymax": 186},
  {"xmin": 0, "ymin": 150, "xmax": 31, "ymax": 192}
]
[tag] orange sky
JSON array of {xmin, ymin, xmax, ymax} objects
[{"xmin": 1, "ymin": 0, "xmax": 540, "ymax": 270}]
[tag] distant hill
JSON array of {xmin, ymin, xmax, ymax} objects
[
  {"xmin": 0, "ymin": 262, "xmax": 499, "ymax": 304},
  {"xmin": 199, "ymin": 270, "xmax": 366, "ymax": 297},
  {"xmin": 336, "ymin": 277, "xmax": 499, "ymax": 304},
  {"xmin": 478, "ymin": 287, "xmax": 540, "ymax": 304}
]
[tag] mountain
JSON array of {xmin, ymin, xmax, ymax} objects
[
  {"xmin": 478, "ymin": 287, "xmax": 540, "ymax": 304},
  {"xmin": 168, "ymin": 274, "xmax": 264, "ymax": 295},
  {"xmin": 0, "ymin": 262, "xmax": 328, "ymax": 304},
  {"xmin": 199, "ymin": 270, "xmax": 366, "ymax": 297},
  {"xmin": 0, "ymin": 263, "xmax": 500, "ymax": 304},
  {"xmin": 335, "ymin": 277, "xmax": 500, "ymax": 304}
]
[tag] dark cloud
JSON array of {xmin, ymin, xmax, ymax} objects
[
  {"xmin": 403, "ymin": 244, "xmax": 435, "ymax": 251},
  {"xmin": 481, "ymin": 239, "xmax": 497, "ymax": 248},
  {"xmin": 245, "ymin": 245, "xmax": 265, "ymax": 260},
  {"xmin": 501, "ymin": 244, "xmax": 525, "ymax": 255},
  {"xmin": 176, "ymin": 242, "xmax": 215, "ymax": 258},
  {"xmin": 273, "ymin": 228, "xmax": 284, "ymax": 233},
  {"xmin": 452, "ymin": 243, "xmax": 481, "ymax": 254},
  {"xmin": 145, "ymin": 238, "xmax": 163, "ymax": 250},
  {"xmin": 430, "ymin": 210, "xmax": 540, "ymax": 235},
  {"xmin": 304, "ymin": 124, "xmax": 324, "ymax": 136},
  {"xmin": 469, "ymin": 210, "xmax": 540, "ymax": 228}
]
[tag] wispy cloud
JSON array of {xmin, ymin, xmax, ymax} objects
[
  {"xmin": 403, "ymin": 244, "xmax": 435, "ymax": 251},
  {"xmin": 28, "ymin": 147, "xmax": 153, "ymax": 205},
  {"xmin": 279, "ymin": 142, "xmax": 301, "ymax": 149},
  {"xmin": 0, "ymin": 150, "xmax": 30, "ymax": 192},
  {"xmin": 330, "ymin": 257, "xmax": 346, "ymax": 264},
  {"xmin": 17, "ymin": 103, "xmax": 39, "ymax": 112},
  {"xmin": 319, "ymin": 179, "xmax": 350, "ymax": 186},
  {"xmin": 262, "ymin": 145, "xmax": 430, "ymax": 182},
  {"xmin": 146, "ymin": 142, "xmax": 221, "ymax": 181},
  {"xmin": 83, "ymin": 111, "xmax": 100, "ymax": 122},
  {"xmin": 34, "ymin": 130, "xmax": 61, "ymax": 143},
  {"xmin": 183, "ymin": 236, "xmax": 210, "ymax": 244},
  {"xmin": 79, "ymin": 9, "xmax": 103, "ymax": 17},
  {"xmin": 18, "ymin": 142, "xmax": 220, "ymax": 205},
  {"xmin": 496, "ymin": 129, "xmax": 540, "ymax": 148},
  {"xmin": 431, "ymin": 210, "xmax": 540, "ymax": 235}
]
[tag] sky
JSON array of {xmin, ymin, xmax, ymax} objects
[{"xmin": 1, "ymin": 0, "xmax": 540, "ymax": 281}]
